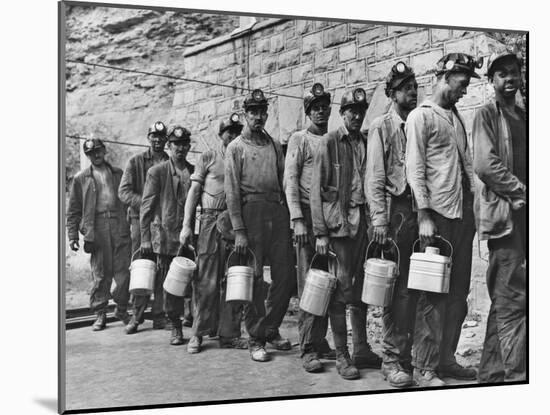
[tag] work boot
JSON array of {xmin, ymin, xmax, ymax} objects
[
  {"xmin": 318, "ymin": 338, "xmax": 336, "ymax": 360},
  {"xmin": 413, "ymin": 368, "xmax": 446, "ymax": 387},
  {"xmin": 438, "ymin": 362, "xmax": 478, "ymax": 380},
  {"xmin": 92, "ymin": 312, "xmax": 106, "ymax": 331},
  {"xmin": 187, "ymin": 336, "xmax": 202, "ymax": 354},
  {"xmin": 249, "ymin": 345, "xmax": 270, "ymax": 362},
  {"xmin": 182, "ymin": 316, "xmax": 193, "ymax": 328},
  {"xmin": 170, "ymin": 320, "xmax": 184, "ymax": 346},
  {"xmin": 219, "ymin": 336, "xmax": 249, "ymax": 349},
  {"xmin": 302, "ymin": 352, "xmax": 323, "ymax": 373},
  {"xmin": 381, "ymin": 361, "xmax": 413, "ymax": 388},
  {"xmin": 125, "ymin": 316, "xmax": 139, "ymax": 335},
  {"xmin": 336, "ymin": 348, "xmax": 360, "ymax": 380},
  {"xmin": 114, "ymin": 309, "xmax": 131, "ymax": 325},
  {"xmin": 352, "ymin": 348, "xmax": 382, "ymax": 369},
  {"xmin": 266, "ymin": 333, "xmax": 292, "ymax": 351},
  {"xmin": 153, "ymin": 316, "xmax": 167, "ymax": 330}
]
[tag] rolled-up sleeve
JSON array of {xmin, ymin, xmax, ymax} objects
[
  {"xmin": 405, "ymin": 109, "xmax": 430, "ymax": 210},
  {"xmin": 472, "ymin": 107, "xmax": 526, "ymax": 201},
  {"xmin": 224, "ymin": 143, "xmax": 246, "ymax": 231},
  {"xmin": 284, "ymin": 132, "xmax": 305, "ymax": 221},
  {"xmin": 365, "ymin": 123, "xmax": 389, "ymax": 226}
]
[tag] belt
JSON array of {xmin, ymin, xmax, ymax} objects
[
  {"xmin": 202, "ymin": 208, "xmax": 225, "ymax": 214},
  {"xmin": 95, "ymin": 210, "xmax": 118, "ymax": 218},
  {"xmin": 243, "ymin": 192, "xmax": 283, "ymax": 204},
  {"xmin": 349, "ymin": 201, "xmax": 366, "ymax": 208}
]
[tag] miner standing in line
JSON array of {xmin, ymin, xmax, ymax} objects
[
  {"xmin": 140, "ymin": 125, "xmax": 194, "ymax": 345},
  {"xmin": 67, "ymin": 139, "xmax": 131, "ymax": 331},
  {"xmin": 118, "ymin": 121, "xmax": 170, "ymax": 333},
  {"xmin": 179, "ymin": 113, "xmax": 248, "ymax": 354},
  {"xmin": 405, "ymin": 53, "xmax": 481, "ymax": 386},
  {"xmin": 310, "ymin": 88, "xmax": 382, "ymax": 380},
  {"xmin": 224, "ymin": 89, "xmax": 294, "ymax": 362},
  {"xmin": 284, "ymin": 83, "xmax": 336, "ymax": 373},
  {"xmin": 365, "ymin": 62, "xmax": 419, "ymax": 388},
  {"xmin": 473, "ymin": 51, "xmax": 526, "ymax": 383}
]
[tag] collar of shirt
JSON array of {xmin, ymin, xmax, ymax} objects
[
  {"xmin": 337, "ymin": 125, "xmax": 365, "ymax": 142},
  {"xmin": 389, "ymin": 107, "xmax": 406, "ymax": 130}
]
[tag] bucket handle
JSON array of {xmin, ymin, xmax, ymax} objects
[
  {"xmin": 366, "ymin": 239, "xmax": 400, "ymax": 270},
  {"xmin": 226, "ymin": 248, "xmax": 258, "ymax": 273},
  {"xmin": 308, "ymin": 251, "xmax": 339, "ymax": 275},
  {"xmin": 177, "ymin": 244, "xmax": 196, "ymax": 260},
  {"xmin": 131, "ymin": 248, "xmax": 141, "ymax": 263},
  {"xmin": 412, "ymin": 235, "xmax": 453, "ymax": 258}
]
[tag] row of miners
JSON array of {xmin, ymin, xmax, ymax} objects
[{"xmin": 66, "ymin": 51, "xmax": 526, "ymax": 387}]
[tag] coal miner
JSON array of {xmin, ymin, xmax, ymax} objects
[
  {"xmin": 140, "ymin": 125, "xmax": 194, "ymax": 345},
  {"xmin": 284, "ymin": 83, "xmax": 336, "ymax": 373},
  {"xmin": 365, "ymin": 62, "xmax": 419, "ymax": 388},
  {"xmin": 179, "ymin": 113, "xmax": 248, "ymax": 354},
  {"xmin": 405, "ymin": 53, "xmax": 480, "ymax": 386},
  {"xmin": 67, "ymin": 138, "xmax": 131, "ymax": 331},
  {"xmin": 473, "ymin": 51, "xmax": 526, "ymax": 383},
  {"xmin": 118, "ymin": 121, "xmax": 169, "ymax": 333},
  {"xmin": 224, "ymin": 89, "xmax": 294, "ymax": 362},
  {"xmin": 310, "ymin": 88, "xmax": 382, "ymax": 380}
]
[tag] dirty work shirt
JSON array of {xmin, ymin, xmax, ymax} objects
[
  {"xmin": 190, "ymin": 147, "xmax": 226, "ymax": 210},
  {"xmin": 92, "ymin": 165, "xmax": 117, "ymax": 212},
  {"xmin": 365, "ymin": 108, "xmax": 409, "ymax": 227},
  {"xmin": 350, "ymin": 134, "xmax": 367, "ymax": 206},
  {"xmin": 405, "ymin": 100, "xmax": 475, "ymax": 220},
  {"xmin": 224, "ymin": 135, "xmax": 283, "ymax": 231},
  {"xmin": 284, "ymin": 129, "xmax": 323, "ymax": 221}
]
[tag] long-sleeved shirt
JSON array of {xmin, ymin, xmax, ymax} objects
[
  {"xmin": 472, "ymin": 100, "xmax": 526, "ymax": 240},
  {"xmin": 118, "ymin": 148, "xmax": 169, "ymax": 219},
  {"xmin": 140, "ymin": 158, "xmax": 194, "ymax": 256},
  {"xmin": 190, "ymin": 146, "xmax": 227, "ymax": 210},
  {"xmin": 365, "ymin": 108, "xmax": 409, "ymax": 226},
  {"xmin": 405, "ymin": 100, "xmax": 475, "ymax": 220},
  {"xmin": 224, "ymin": 134, "xmax": 285, "ymax": 231},
  {"xmin": 283, "ymin": 129, "xmax": 324, "ymax": 222},
  {"xmin": 310, "ymin": 126, "xmax": 367, "ymax": 238}
]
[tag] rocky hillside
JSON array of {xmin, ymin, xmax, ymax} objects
[{"xmin": 64, "ymin": 5, "xmax": 240, "ymax": 179}]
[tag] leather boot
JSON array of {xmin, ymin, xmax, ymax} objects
[
  {"xmin": 302, "ymin": 352, "xmax": 323, "ymax": 373},
  {"xmin": 336, "ymin": 347, "xmax": 360, "ymax": 380},
  {"xmin": 92, "ymin": 312, "xmax": 106, "ymax": 331},
  {"xmin": 170, "ymin": 320, "xmax": 184, "ymax": 346},
  {"xmin": 350, "ymin": 305, "xmax": 381, "ymax": 369}
]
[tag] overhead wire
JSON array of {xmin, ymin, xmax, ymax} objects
[{"xmin": 66, "ymin": 134, "xmax": 201, "ymax": 153}]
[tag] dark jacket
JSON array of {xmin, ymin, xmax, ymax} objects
[
  {"xmin": 472, "ymin": 100, "xmax": 526, "ymax": 240},
  {"xmin": 140, "ymin": 158, "xmax": 194, "ymax": 256},
  {"xmin": 311, "ymin": 126, "xmax": 367, "ymax": 238},
  {"xmin": 67, "ymin": 163, "xmax": 130, "ymax": 243},
  {"xmin": 118, "ymin": 149, "xmax": 169, "ymax": 219}
]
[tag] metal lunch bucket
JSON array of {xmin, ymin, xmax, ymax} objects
[
  {"xmin": 362, "ymin": 240, "xmax": 399, "ymax": 307},
  {"xmin": 225, "ymin": 248, "xmax": 256, "ymax": 303},
  {"xmin": 129, "ymin": 249, "xmax": 156, "ymax": 296},
  {"xmin": 408, "ymin": 236, "xmax": 453, "ymax": 293},
  {"xmin": 163, "ymin": 246, "xmax": 197, "ymax": 297},
  {"xmin": 299, "ymin": 253, "xmax": 338, "ymax": 316}
]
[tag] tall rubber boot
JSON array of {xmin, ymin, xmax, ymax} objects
[{"xmin": 350, "ymin": 304, "xmax": 381, "ymax": 369}]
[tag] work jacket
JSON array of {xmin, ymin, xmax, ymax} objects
[
  {"xmin": 67, "ymin": 163, "xmax": 130, "ymax": 243},
  {"xmin": 472, "ymin": 100, "xmax": 526, "ymax": 240},
  {"xmin": 311, "ymin": 126, "xmax": 367, "ymax": 238},
  {"xmin": 140, "ymin": 158, "xmax": 194, "ymax": 256},
  {"xmin": 366, "ymin": 108, "xmax": 409, "ymax": 227},
  {"xmin": 118, "ymin": 148, "xmax": 169, "ymax": 219},
  {"xmin": 405, "ymin": 100, "xmax": 475, "ymax": 220}
]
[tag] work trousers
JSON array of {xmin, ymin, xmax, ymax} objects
[
  {"xmin": 192, "ymin": 211, "xmax": 243, "ymax": 338},
  {"xmin": 379, "ymin": 195, "xmax": 419, "ymax": 366},
  {"xmin": 328, "ymin": 209, "xmax": 370, "ymax": 355},
  {"xmin": 412, "ymin": 190, "xmax": 476, "ymax": 371},
  {"xmin": 479, "ymin": 209, "xmax": 526, "ymax": 383},
  {"xmin": 296, "ymin": 204, "xmax": 329, "ymax": 356},
  {"xmin": 130, "ymin": 217, "xmax": 141, "ymax": 257},
  {"xmin": 231, "ymin": 200, "xmax": 294, "ymax": 346},
  {"xmin": 89, "ymin": 216, "xmax": 131, "ymax": 314}
]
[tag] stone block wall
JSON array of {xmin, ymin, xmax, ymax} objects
[{"xmin": 175, "ymin": 19, "xmax": 509, "ymax": 154}]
